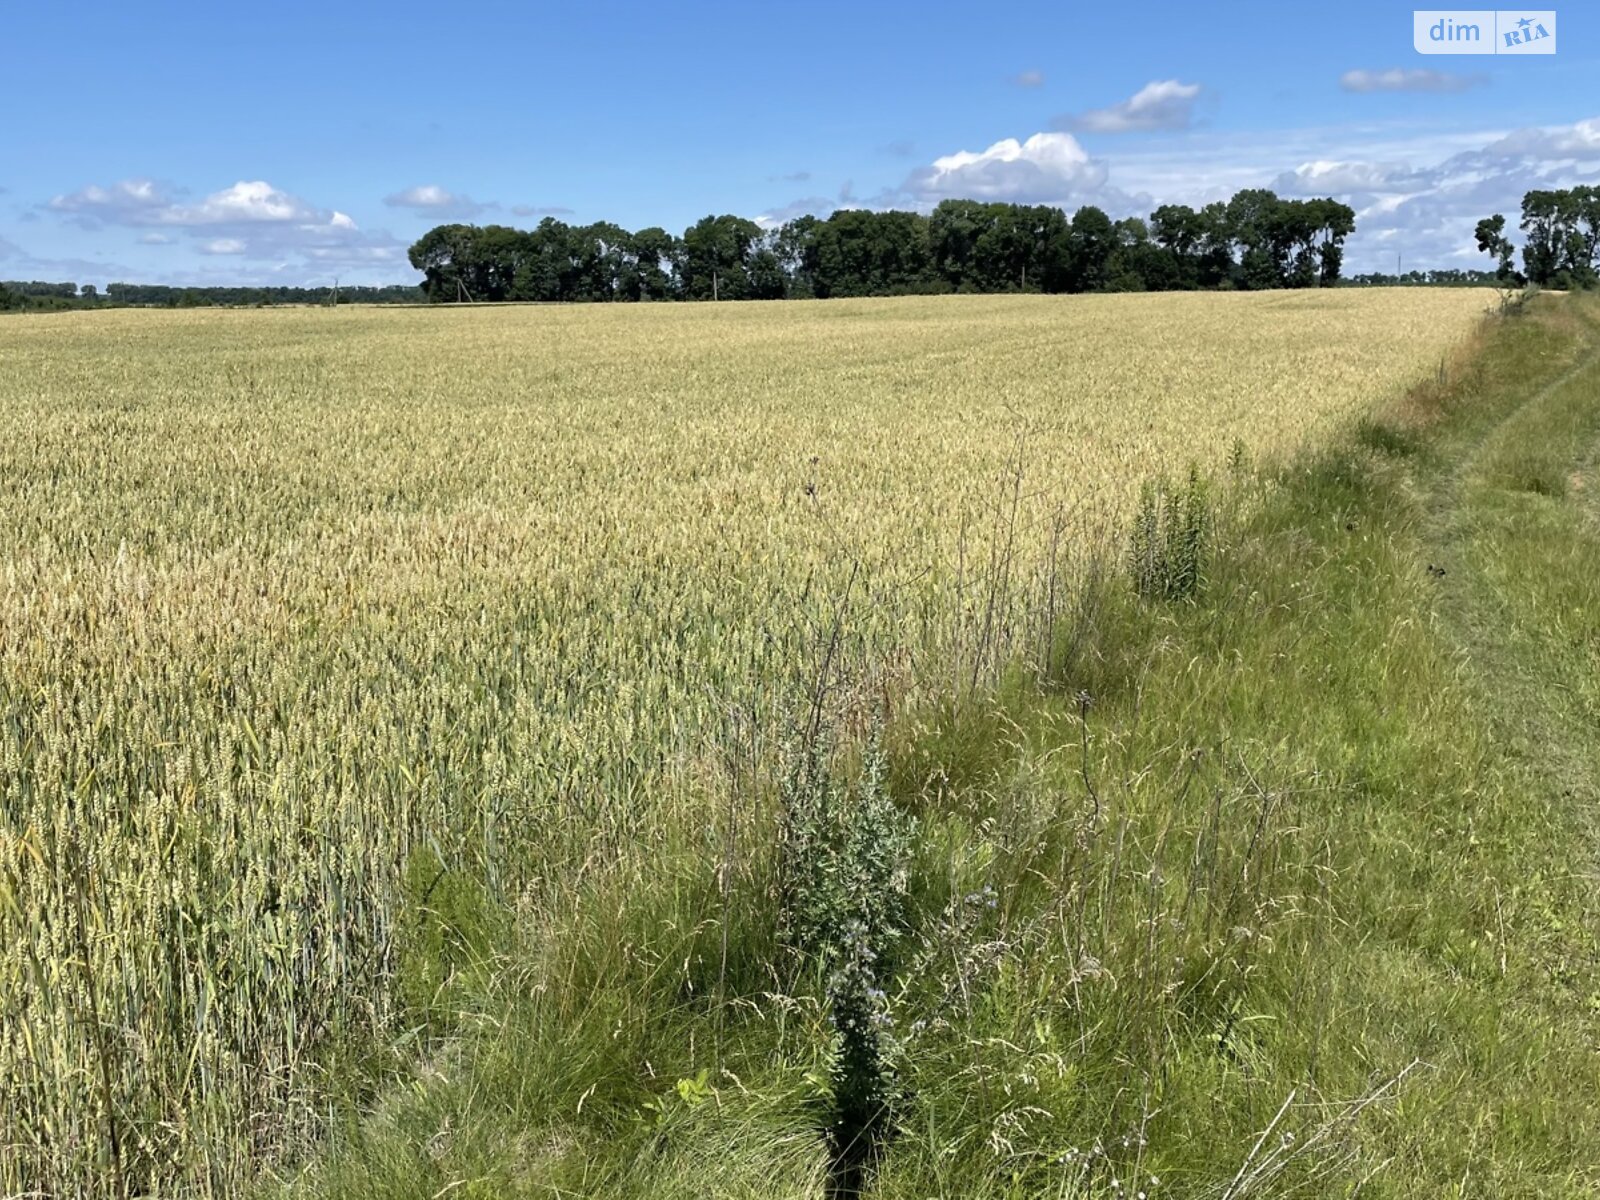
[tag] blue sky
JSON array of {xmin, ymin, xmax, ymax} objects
[{"xmin": 2, "ymin": 1, "xmax": 1595, "ymax": 286}]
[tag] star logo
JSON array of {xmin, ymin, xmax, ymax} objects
[{"xmin": 1517, "ymin": 15, "xmax": 1534, "ymax": 28}]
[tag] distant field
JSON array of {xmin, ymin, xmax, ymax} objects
[{"xmin": 0, "ymin": 290, "xmax": 1492, "ymax": 1192}]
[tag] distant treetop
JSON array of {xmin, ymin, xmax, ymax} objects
[{"xmin": 405, "ymin": 192, "xmax": 1359, "ymax": 304}]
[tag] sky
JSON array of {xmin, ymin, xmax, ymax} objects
[{"xmin": 2, "ymin": 1, "xmax": 1596, "ymax": 287}]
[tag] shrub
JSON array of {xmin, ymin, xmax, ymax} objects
[{"xmin": 1129, "ymin": 465, "xmax": 1210, "ymax": 601}]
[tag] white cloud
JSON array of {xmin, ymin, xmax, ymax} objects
[
  {"xmin": 1273, "ymin": 159, "xmax": 1427, "ymax": 194},
  {"xmin": 1340, "ymin": 68, "xmax": 1486, "ymax": 93},
  {"xmin": 43, "ymin": 174, "xmax": 406, "ymax": 280},
  {"xmin": 1057, "ymin": 80, "xmax": 1203, "ymax": 134},
  {"xmin": 754, "ymin": 195, "xmax": 835, "ymax": 229},
  {"xmin": 385, "ymin": 184, "xmax": 454, "ymax": 207},
  {"xmin": 1256, "ymin": 117, "xmax": 1600, "ymax": 270},
  {"xmin": 1012, "ymin": 114, "xmax": 1600, "ymax": 271},
  {"xmin": 305, "ymin": 245, "xmax": 401, "ymax": 263},
  {"xmin": 509, "ymin": 204, "xmax": 575, "ymax": 218},
  {"xmin": 1013, "ymin": 69, "xmax": 1045, "ymax": 88},
  {"xmin": 172, "ymin": 181, "xmax": 313, "ymax": 225},
  {"xmin": 48, "ymin": 178, "xmax": 172, "ymax": 224},
  {"xmin": 1486, "ymin": 117, "xmax": 1600, "ymax": 159},
  {"xmin": 383, "ymin": 184, "xmax": 491, "ymax": 218},
  {"xmin": 49, "ymin": 178, "xmax": 324, "ymax": 228},
  {"xmin": 903, "ymin": 131, "xmax": 1134, "ymax": 208}
]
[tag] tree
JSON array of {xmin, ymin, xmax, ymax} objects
[
  {"xmin": 1226, "ymin": 189, "xmax": 1286, "ymax": 289},
  {"xmin": 409, "ymin": 223, "xmax": 479, "ymax": 301},
  {"xmin": 809, "ymin": 210, "xmax": 932, "ymax": 298},
  {"xmin": 748, "ymin": 245, "xmax": 789, "ymax": 299},
  {"xmin": 1474, "ymin": 214, "xmax": 1520, "ymax": 283},
  {"xmin": 1107, "ymin": 217, "xmax": 1163, "ymax": 291},
  {"xmin": 774, "ymin": 215, "xmax": 821, "ymax": 298},
  {"xmin": 394, "ymin": 187, "xmax": 1358, "ymax": 308},
  {"xmin": 630, "ymin": 227, "xmax": 680, "ymax": 300},
  {"xmin": 1312, "ymin": 199, "xmax": 1356, "ymax": 286},
  {"xmin": 1195, "ymin": 202, "xmax": 1236, "ymax": 288},
  {"xmin": 568, "ymin": 222, "xmax": 634, "ymax": 301},
  {"xmin": 1151, "ymin": 203, "xmax": 1206, "ymax": 289},
  {"xmin": 680, "ymin": 214, "xmax": 761, "ymax": 300},
  {"xmin": 1572, "ymin": 185, "xmax": 1600, "ymax": 287},
  {"xmin": 928, "ymin": 200, "xmax": 992, "ymax": 292},
  {"xmin": 1066, "ymin": 206, "xmax": 1116, "ymax": 292},
  {"xmin": 1474, "ymin": 188, "xmax": 1600, "ymax": 289},
  {"xmin": 1520, "ymin": 190, "xmax": 1567, "ymax": 285}
]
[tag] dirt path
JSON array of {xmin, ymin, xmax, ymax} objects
[{"xmin": 1421, "ymin": 295, "xmax": 1600, "ymax": 842}]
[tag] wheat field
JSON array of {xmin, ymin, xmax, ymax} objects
[{"xmin": 0, "ymin": 290, "xmax": 1490, "ymax": 1194}]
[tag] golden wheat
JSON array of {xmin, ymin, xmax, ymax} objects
[{"xmin": 0, "ymin": 290, "xmax": 1489, "ymax": 1193}]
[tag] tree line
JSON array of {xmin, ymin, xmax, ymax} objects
[
  {"xmin": 1343, "ymin": 268, "xmax": 1506, "ymax": 288},
  {"xmin": 1475, "ymin": 187, "xmax": 1600, "ymax": 289},
  {"xmin": 0, "ymin": 281, "xmax": 422, "ymax": 312},
  {"xmin": 408, "ymin": 190, "xmax": 1358, "ymax": 303}
]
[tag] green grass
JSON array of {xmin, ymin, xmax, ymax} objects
[{"xmin": 274, "ymin": 296, "xmax": 1600, "ymax": 1199}]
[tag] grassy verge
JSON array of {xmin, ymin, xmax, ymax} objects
[{"xmin": 276, "ymin": 296, "xmax": 1600, "ymax": 1199}]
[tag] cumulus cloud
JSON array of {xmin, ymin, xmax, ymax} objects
[
  {"xmin": 1485, "ymin": 117, "xmax": 1600, "ymax": 159},
  {"xmin": 1012, "ymin": 69, "xmax": 1045, "ymax": 88},
  {"xmin": 382, "ymin": 184, "xmax": 492, "ymax": 218},
  {"xmin": 383, "ymin": 184, "xmax": 454, "ymax": 208},
  {"xmin": 902, "ymin": 131, "xmax": 1136, "ymax": 209},
  {"xmin": 43, "ymin": 175, "xmax": 407, "ymax": 276},
  {"xmin": 49, "ymin": 178, "xmax": 330, "ymax": 228},
  {"xmin": 1340, "ymin": 68, "xmax": 1487, "ymax": 93},
  {"xmin": 48, "ymin": 178, "xmax": 174, "ymax": 225},
  {"xmin": 753, "ymin": 195, "xmax": 835, "ymax": 229},
  {"xmin": 1057, "ymin": 80, "xmax": 1203, "ymax": 134},
  {"xmin": 1273, "ymin": 159, "xmax": 1429, "ymax": 194},
  {"xmin": 755, "ymin": 131, "xmax": 1148, "ymax": 218},
  {"xmin": 1257, "ymin": 116, "xmax": 1600, "ymax": 270},
  {"xmin": 174, "ymin": 181, "xmax": 318, "ymax": 224}
]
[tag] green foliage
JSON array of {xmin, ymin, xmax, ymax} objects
[
  {"xmin": 778, "ymin": 735, "xmax": 915, "ymax": 1166},
  {"xmin": 1475, "ymin": 186, "xmax": 1600, "ymax": 289},
  {"xmin": 406, "ymin": 188, "xmax": 1361, "ymax": 306},
  {"xmin": 1128, "ymin": 465, "xmax": 1210, "ymax": 601}
]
